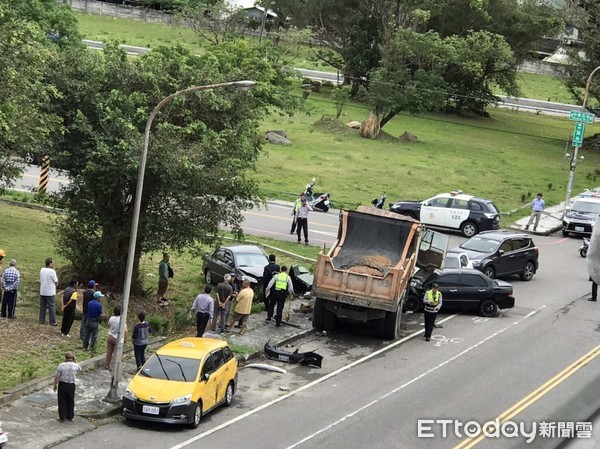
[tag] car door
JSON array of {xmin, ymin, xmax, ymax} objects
[
  {"xmin": 447, "ymin": 198, "xmax": 471, "ymax": 231},
  {"xmin": 210, "ymin": 349, "xmax": 228, "ymax": 404},
  {"xmin": 458, "ymin": 272, "xmax": 492, "ymax": 311},
  {"xmin": 508, "ymin": 237, "xmax": 532, "ymax": 275},
  {"xmin": 417, "ymin": 229, "xmax": 450, "ymax": 271},
  {"xmin": 432, "ymin": 273, "xmax": 461, "ymax": 309},
  {"xmin": 420, "ymin": 196, "xmax": 451, "ymax": 228},
  {"xmin": 197, "ymin": 353, "xmax": 217, "ymax": 412},
  {"xmin": 208, "ymin": 249, "xmax": 228, "ymax": 284},
  {"xmin": 493, "ymin": 238, "xmax": 516, "ymax": 276}
]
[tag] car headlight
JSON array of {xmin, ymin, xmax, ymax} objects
[
  {"xmin": 242, "ymin": 275, "xmax": 258, "ymax": 284},
  {"xmin": 170, "ymin": 394, "xmax": 192, "ymax": 406},
  {"xmin": 471, "ymin": 260, "xmax": 482, "ymax": 268},
  {"xmin": 124, "ymin": 388, "xmax": 137, "ymax": 401}
]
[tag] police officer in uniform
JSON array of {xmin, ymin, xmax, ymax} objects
[
  {"xmin": 423, "ymin": 283, "xmax": 442, "ymax": 342},
  {"xmin": 265, "ymin": 265, "xmax": 294, "ymax": 326}
]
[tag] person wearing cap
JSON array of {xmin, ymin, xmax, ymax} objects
[
  {"xmin": 423, "ymin": 283, "xmax": 443, "ymax": 342},
  {"xmin": 265, "ymin": 265, "xmax": 294, "ymax": 326},
  {"xmin": 1, "ymin": 259, "xmax": 20, "ymax": 319},
  {"xmin": 79, "ymin": 280, "xmax": 97, "ymax": 341},
  {"xmin": 39, "ymin": 257, "xmax": 59, "ymax": 326},
  {"xmin": 53, "ymin": 351, "xmax": 81, "ymax": 422},
  {"xmin": 82, "ymin": 291, "xmax": 103, "ymax": 353}
]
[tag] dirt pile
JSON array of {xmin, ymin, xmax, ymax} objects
[{"xmin": 346, "ymin": 255, "xmax": 393, "ymax": 276}]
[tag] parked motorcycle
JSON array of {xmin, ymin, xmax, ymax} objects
[
  {"xmin": 580, "ymin": 237, "xmax": 590, "ymax": 258},
  {"xmin": 372, "ymin": 190, "xmax": 387, "ymax": 209},
  {"xmin": 304, "ymin": 178, "xmax": 331, "ymax": 212}
]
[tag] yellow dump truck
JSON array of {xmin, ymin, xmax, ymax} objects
[{"xmin": 313, "ymin": 206, "xmax": 446, "ymax": 339}]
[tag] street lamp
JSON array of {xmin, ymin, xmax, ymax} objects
[
  {"xmin": 105, "ymin": 80, "xmax": 256, "ymax": 401},
  {"xmin": 564, "ymin": 66, "xmax": 600, "ymax": 217}
]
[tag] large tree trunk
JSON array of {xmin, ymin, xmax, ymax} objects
[
  {"xmin": 360, "ymin": 112, "xmax": 380, "ymax": 139},
  {"xmin": 99, "ymin": 224, "xmax": 143, "ymax": 294}
]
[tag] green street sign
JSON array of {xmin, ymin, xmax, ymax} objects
[
  {"xmin": 572, "ymin": 122, "xmax": 585, "ymax": 147},
  {"xmin": 569, "ymin": 110, "xmax": 595, "ymax": 124}
]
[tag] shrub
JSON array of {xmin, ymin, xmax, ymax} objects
[{"xmin": 147, "ymin": 314, "xmax": 170, "ymax": 336}]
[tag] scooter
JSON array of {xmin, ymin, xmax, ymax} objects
[
  {"xmin": 304, "ymin": 178, "xmax": 331, "ymax": 212},
  {"xmin": 372, "ymin": 190, "xmax": 386, "ymax": 209},
  {"xmin": 0, "ymin": 421, "xmax": 7, "ymax": 447},
  {"xmin": 580, "ymin": 237, "xmax": 590, "ymax": 258}
]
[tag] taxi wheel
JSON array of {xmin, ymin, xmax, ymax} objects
[
  {"xmin": 460, "ymin": 221, "xmax": 478, "ymax": 237},
  {"xmin": 188, "ymin": 402, "xmax": 202, "ymax": 429},
  {"xmin": 224, "ymin": 382, "xmax": 234, "ymax": 406}
]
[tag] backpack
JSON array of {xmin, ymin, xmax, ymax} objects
[{"xmin": 168, "ymin": 265, "xmax": 174, "ymax": 278}]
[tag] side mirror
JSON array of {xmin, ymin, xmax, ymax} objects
[
  {"xmin": 201, "ymin": 372, "xmax": 210, "ymax": 382},
  {"xmin": 424, "ymin": 201, "xmax": 431, "ymax": 206},
  {"xmin": 498, "ymin": 250, "xmax": 505, "ymax": 256}
]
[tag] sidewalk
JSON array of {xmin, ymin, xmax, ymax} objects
[{"xmin": 505, "ymin": 203, "xmax": 566, "ymax": 236}]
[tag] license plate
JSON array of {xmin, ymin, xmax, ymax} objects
[
  {"xmin": 575, "ymin": 226, "xmax": 585, "ymax": 232},
  {"xmin": 0, "ymin": 433, "xmax": 7, "ymax": 443},
  {"xmin": 324, "ymin": 200, "xmax": 330, "ymax": 206},
  {"xmin": 142, "ymin": 405, "xmax": 160, "ymax": 415}
]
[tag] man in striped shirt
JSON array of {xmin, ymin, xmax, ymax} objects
[{"xmin": 1, "ymin": 259, "xmax": 20, "ymax": 319}]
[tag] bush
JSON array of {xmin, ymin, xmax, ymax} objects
[
  {"xmin": 172, "ymin": 308, "xmax": 191, "ymax": 332},
  {"xmin": 147, "ymin": 314, "xmax": 170, "ymax": 336}
]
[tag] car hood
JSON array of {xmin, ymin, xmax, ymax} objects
[
  {"xmin": 390, "ymin": 200, "xmax": 421, "ymax": 207},
  {"xmin": 128, "ymin": 375, "xmax": 194, "ymax": 402},
  {"xmin": 449, "ymin": 248, "xmax": 489, "ymax": 263},
  {"xmin": 566, "ymin": 210, "xmax": 597, "ymax": 221},
  {"xmin": 238, "ymin": 266, "xmax": 263, "ymax": 280}
]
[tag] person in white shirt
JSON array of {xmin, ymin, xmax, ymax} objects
[
  {"xmin": 296, "ymin": 197, "xmax": 313, "ymax": 245},
  {"xmin": 39, "ymin": 257, "xmax": 59, "ymax": 326},
  {"xmin": 105, "ymin": 306, "xmax": 127, "ymax": 370}
]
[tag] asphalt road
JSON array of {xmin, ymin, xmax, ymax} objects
[{"xmin": 53, "ymin": 233, "xmax": 597, "ymax": 449}]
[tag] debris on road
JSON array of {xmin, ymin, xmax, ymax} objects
[{"xmin": 264, "ymin": 341, "xmax": 323, "ymax": 368}]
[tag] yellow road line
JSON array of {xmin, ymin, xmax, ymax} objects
[
  {"xmin": 454, "ymin": 343, "xmax": 600, "ymax": 448},
  {"xmin": 22, "ymin": 173, "xmax": 68, "ymax": 183}
]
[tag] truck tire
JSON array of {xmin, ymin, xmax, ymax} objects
[
  {"xmin": 313, "ymin": 298, "xmax": 325, "ymax": 330},
  {"xmin": 383, "ymin": 310, "xmax": 402, "ymax": 340}
]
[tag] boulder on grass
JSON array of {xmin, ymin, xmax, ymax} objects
[
  {"xmin": 400, "ymin": 131, "xmax": 417, "ymax": 142},
  {"xmin": 347, "ymin": 121, "xmax": 361, "ymax": 129},
  {"xmin": 266, "ymin": 130, "xmax": 288, "ymax": 138},
  {"xmin": 360, "ymin": 112, "xmax": 380, "ymax": 139},
  {"xmin": 265, "ymin": 132, "xmax": 292, "ymax": 145}
]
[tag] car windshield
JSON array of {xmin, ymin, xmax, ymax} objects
[
  {"xmin": 571, "ymin": 201, "xmax": 600, "ymax": 214},
  {"xmin": 460, "ymin": 236, "xmax": 500, "ymax": 253},
  {"xmin": 139, "ymin": 355, "xmax": 200, "ymax": 382},
  {"xmin": 236, "ymin": 252, "xmax": 268, "ymax": 267}
]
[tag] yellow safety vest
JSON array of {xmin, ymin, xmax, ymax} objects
[
  {"xmin": 274, "ymin": 272, "xmax": 289, "ymax": 291},
  {"xmin": 426, "ymin": 290, "xmax": 441, "ymax": 305}
]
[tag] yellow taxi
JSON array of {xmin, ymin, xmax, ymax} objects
[{"xmin": 122, "ymin": 338, "xmax": 238, "ymax": 428}]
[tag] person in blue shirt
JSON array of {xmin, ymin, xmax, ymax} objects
[
  {"xmin": 525, "ymin": 193, "xmax": 545, "ymax": 232},
  {"xmin": 83, "ymin": 291, "xmax": 104, "ymax": 354}
]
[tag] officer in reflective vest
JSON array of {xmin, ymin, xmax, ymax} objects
[
  {"xmin": 423, "ymin": 283, "xmax": 443, "ymax": 342},
  {"xmin": 265, "ymin": 265, "xmax": 294, "ymax": 326}
]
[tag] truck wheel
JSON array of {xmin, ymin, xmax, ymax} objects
[
  {"xmin": 323, "ymin": 306, "xmax": 338, "ymax": 332},
  {"xmin": 383, "ymin": 310, "xmax": 402, "ymax": 340},
  {"xmin": 403, "ymin": 294, "xmax": 421, "ymax": 313},
  {"xmin": 313, "ymin": 298, "xmax": 325, "ymax": 330}
]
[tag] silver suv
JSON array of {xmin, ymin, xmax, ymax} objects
[{"xmin": 562, "ymin": 197, "xmax": 600, "ymax": 237}]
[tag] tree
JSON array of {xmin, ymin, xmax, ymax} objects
[
  {"xmin": 45, "ymin": 41, "xmax": 297, "ymax": 291},
  {"xmin": 179, "ymin": 0, "xmax": 248, "ymax": 46}
]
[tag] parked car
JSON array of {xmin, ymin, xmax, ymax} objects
[
  {"xmin": 122, "ymin": 338, "xmax": 238, "ymax": 428},
  {"xmin": 202, "ymin": 245, "xmax": 269, "ymax": 291},
  {"xmin": 405, "ymin": 268, "xmax": 515, "ymax": 317},
  {"xmin": 389, "ymin": 190, "xmax": 500, "ymax": 237},
  {"xmin": 443, "ymin": 252, "xmax": 472, "ymax": 269},
  {"xmin": 450, "ymin": 231, "xmax": 539, "ymax": 281},
  {"xmin": 562, "ymin": 196, "xmax": 600, "ymax": 237}
]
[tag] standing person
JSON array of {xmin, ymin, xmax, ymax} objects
[
  {"xmin": 212, "ymin": 274, "xmax": 233, "ymax": 334},
  {"xmin": 39, "ymin": 257, "xmax": 59, "ymax": 326},
  {"xmin": 1, "ymin": 259, "xmax": 20, "ymax": 319},
  {"xmin": 156, "ymin": 252, "xmax": 171, "ymax": 306},
  {"xmin": 289, "ymin": 194, "xmax": 303, "ymax": 234},
  {"xmin": 0, "ymin": 249, "xmax": 5, "ymax": 310},
  {"xmin": 296, "ymin": 197, "xmax": 313, "ymax": 245},
  {"xmin": 132, "ymin": 312, "xmax": 152, "ymax": 371},
  {"xmin": 53, "ymin": 351, "xmax": 81, "ymax": 422},
  {"xmin": 189, "ymin": 285, "xmax": 214, "ymax": 337},
  {"xmin": 105, "ymin": 306, "xmax": 127, "ymax": 370},
  {"xmin": 83, "ymin": 291, "xmax": 103, "ymax": 353},
  {"xmin": 423, "ymin": 283, "xmax": 443, "ymax": 342},
  {"xmin": 79, "ymin": 280, "xmax": 96, "ymax": 341},
  {"xmin": 590, "ymin": 277, "xmax": 598, "ymax": 302},
  {"xmin": 525, "ymin": 193, "xmax": 545, "ymax": 232},
  {"xmin": 262, "ymin": 255, "xmax": 280, "ymax": 312},
  {"xmin": 265, "ymin": 265, "xmax": 294, "ymax": 327},
  {"xmin": 227, "ymin": 279, "xmax": 254, "ymax": 335},
  {"xmin": 60, "ymin": 279, "xmax": 79, "ymax": 337}
]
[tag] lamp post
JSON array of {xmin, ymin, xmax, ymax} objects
[
  {"xmin": 564, "ymin": 66, "xmax": 600, "ymax": 217},
  {"xmin": 105, "ymin": 80, "xmax": 256, "ymax": 402}
]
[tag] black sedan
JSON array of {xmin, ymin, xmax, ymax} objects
[
  {"xmin": 203, "ymin": 245, "xmax": 269, "ymax": 291},
  {"xmin": 404, "ymin": 268, "xmax": 515, "ymax": 317}
]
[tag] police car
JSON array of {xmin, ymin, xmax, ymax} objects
[
  {"xmin": 389, "ymin": 191, "xmax": 500, "ymax": 237},
  {"xmin": 562, "ymin": 195, "xmax": 600, "ymax": 237}
]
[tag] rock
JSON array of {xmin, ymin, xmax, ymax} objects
[
  {"xmin": 347, "ymin": 121, "xmax": 361, "ymax": 129},
  {"xmin": 360, "ymin": 112, "xmax": 380, "ymax": 139},
  {"xmin": 265, "ymin": 132, "xmax": 292, "ymax": 145},
  {"xmin": 400, "ymin": 131, "xmax": 417, "ymax": 142},
  {"xmin": 322, "ymin": 80, "xmax": 335, "ymax": 88},
  {"xmin": 310, "ymin": 80, "xmax": 322, "ymax": 93},
  {"xmin": 265, "ymin": 130, "xmax": 288, "ymax": 138}
]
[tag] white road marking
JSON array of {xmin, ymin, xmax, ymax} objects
[
  {"xmin": 167, "ymin": 313, "xmax": 460, "ymax": 449},
  {"xmin": 284, "ymin": 307, "xmax": 545, "ymax": 449}
]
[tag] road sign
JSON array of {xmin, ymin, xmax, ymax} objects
[
  {"xmin": 569, "ymin": 110, "xmax": 595, "ymax": 124},
  {"xmin": 572, "ymin": 122, "xmax": 585, "ymax": 147}
]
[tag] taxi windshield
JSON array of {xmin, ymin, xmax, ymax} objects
[{"xmin": 139, "ymin": 355, "xmax": 200, "ymax": 382}]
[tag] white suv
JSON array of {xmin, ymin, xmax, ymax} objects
[{"xmin": 562, "ymin": 196, "xmax": 600, "ymax": 236}]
